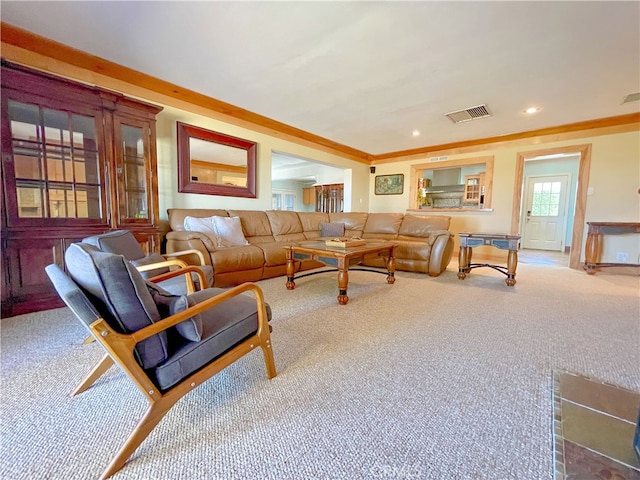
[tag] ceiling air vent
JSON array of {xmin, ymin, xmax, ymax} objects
[
  {"xmin": 445, "ymin": 104, "xmax": 492, "ymax": 124},
  {"xmin": 622, "ymin": 92, "xmax": 640, "ymax": 104}
]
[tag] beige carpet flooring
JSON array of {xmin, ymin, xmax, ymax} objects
[{"xmin": 1, "ymin": 260, "xmax": 639, "ymax": 479}]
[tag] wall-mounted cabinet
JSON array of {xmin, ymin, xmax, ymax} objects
[
  {"xmin": 463, "ymin": 173, "xmax": 485, "ymax": 205},
  {"xmin": 302, "ymin": 187, "xmax": 315, "ymax": 206},
  {"xmin": 1, "ymin": 62, "xmax": 163, "ymax": 317}
]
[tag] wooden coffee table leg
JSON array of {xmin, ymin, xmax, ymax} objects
[
  {"xmin": 285, "ymin": 248, "xmax": 296, "ymax": 290},
  {"xmin": 337, "ymin": 268, "xmax": 349, "ymax": 305}
]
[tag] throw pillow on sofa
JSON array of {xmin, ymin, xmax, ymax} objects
[
  {"xmin": 184, "ymin": 215, "xmax": 218, "ymax": 246},
  {"xmin": 320, "ymin": 222, "xmax": 345, "ymax": 238},
  {"xmin": 211, "ymin": 216, "xmax": 250, "ymax": 247},
  {"xmin": 184, "ymin": 215, "xmax": 249, "ymax": 248}
]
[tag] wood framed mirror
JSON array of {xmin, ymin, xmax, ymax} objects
[{"xmin": 177, "ymin": 122, "xmax": 257, "ymax": 198}]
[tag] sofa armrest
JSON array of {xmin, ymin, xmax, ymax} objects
[
  {"xmin": 428, "ymin": 231, "xmax": 455, "ymax": 276},
  {"xmin": 426, "ymin": 229, "xmax": 453, "ymax": 245},
  {"xmin": 164, "ymin": 248, "xmax": 207, "ymax": 266},
  {"xmin": 165, "ymin": 231, "xmax": 214, "ymax": 266}
]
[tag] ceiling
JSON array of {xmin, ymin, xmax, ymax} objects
[{"xmin": 2, "ymin": 1, "xmax": 639, "ymax": 158}]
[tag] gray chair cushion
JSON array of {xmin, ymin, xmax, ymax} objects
[
  {"xmin": 83, "ymin": 230, "xmax": 147, "ymax": 261},
  {"xmin": 83, "ymin": 229, "xmax": 212, "ymax": 292},
  {"xmin": 147, "ymin": 264, "xmax": 214, "ymax": 294},
  {"xmin": 65, "ymin": 243, "xmax": 169, "ymax": 369},
  {"xmin": 151, "ymin": 288, "xmax": 272, "ymax": 391},
  {"xmin": 45, "ymin": 264, "xmax": 101, "ymax": 328},
  {"xmin": 132, "ymin": 252, "xmax": 172, "ymax": 279},
  {"xmin": 147, "ymin": 283, "xmax": 203, "ymax": 342}
]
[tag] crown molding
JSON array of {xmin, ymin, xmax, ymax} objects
[
  {"xmin": 2, "ymin": 22, "xmax": 638, "ymax": 166},
  {"xmin": 0, "ymin": 22, "xmax": 371, "ymax": 164}
]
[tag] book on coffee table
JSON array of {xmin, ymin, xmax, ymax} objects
[{"xmin": 325, "ymin": 238, "xmax": 366, "ymax": 248}]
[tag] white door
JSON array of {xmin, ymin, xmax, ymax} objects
[{"xmin": 522, "ymin": 175, "xmax": 570, "ymax": 251}]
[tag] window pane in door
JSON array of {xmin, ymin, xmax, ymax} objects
[{"xmin": 531, "ymin": 181, "xmax": 561, "ymax": 218}]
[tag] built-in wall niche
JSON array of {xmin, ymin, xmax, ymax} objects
[{"xmin": 410, "ymin": 156, "xmax": 494, "ymax": 211}]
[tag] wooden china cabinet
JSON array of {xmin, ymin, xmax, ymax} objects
[
  {"xmin": 1, "ymin": 62, "xmax": 163, "ymax": 317},
  {"xmin": 315, "ymin": 183, "xmax": 344, "ymax": 213}
]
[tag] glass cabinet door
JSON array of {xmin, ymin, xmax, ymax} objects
[
  {"xmin": 4, "ymin": 99, "xmax": 106, "ymax": 226},
  {"xmin": 113, "ymin": 116, "xmax": 155, "ymax": 225},
  {"xmin": 464, "ymin": 174, "xmax": 483, "ymax": 204}
]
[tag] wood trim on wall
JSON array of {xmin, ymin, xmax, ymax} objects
[
  {"xmin": 2, "ymin": 22, "xmax": 638, "ymax": 167},
  {"xmin": 372, "ymin": 115, "xmax": 638, "ymax": 163},
  {"xmin": 511, "ymin": 144, "xmax": 592, "ymax": 270},
  {"xmin": 0, "ymin": 23, "xmax": 371, "ymax": 164}
]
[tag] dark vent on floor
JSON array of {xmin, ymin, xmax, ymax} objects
[
  {"xmin": 445, "ymin": 104, "xmax": 492, "ymax": 124},
  {"xmin": 622, "ymin": 92, "xmax": 640, "ymax": 104}
]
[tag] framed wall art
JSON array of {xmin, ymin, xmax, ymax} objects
[{"xmin": 375, "ymin": 174, "xmax": 404, "ymax": 195}]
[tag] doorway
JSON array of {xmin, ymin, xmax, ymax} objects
[
  {"xmin": 521, "ymin": 173, "xmax": 571, "ymax": 251},
  {"xmin": 512, "ymin": 144, "xmax": 592, "ymax": 270}
]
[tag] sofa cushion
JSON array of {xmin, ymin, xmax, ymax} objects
[
  {"xmin": 362, "ymin": 213, "xmax": 403, "ymax": 240},
  {"xmin": 329, "ymin": 212, "xmax": 368, "ymax": 237},
  {"xmin": 398, "ymin": 215, "xmax": 451, "ymax": 238},
  {"xmin": 64, "ymin": 243, "xmax": 169, "ymax": 369},
  {"xmin": 266, "ymin": 210, "xmax": 303, "ymax": 237},
  {"xmin": 259, "ymin": 242, "xmax": 295, "ymax": 267},
  {"xmin": 298, "ymin": 212, "xmax": 330, "ymax": 240},
  {"xmin": 227, "ymin": 210, "xmax": 274, "ymax": 240},
  {"xmin": 210, "ymin": 245, "xmax": 265, "ymax": 273},
  {"xmin": 320, "ymin": 222, "xmax": 345, "ymax": 238}
]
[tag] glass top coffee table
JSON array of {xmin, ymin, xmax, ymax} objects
[{"xmin": 284, "ymin": 242, "xmax": 397, "ymax": 305}]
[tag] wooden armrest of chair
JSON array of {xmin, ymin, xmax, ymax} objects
[
  {"xmin": 125, "ymin": 282, "xmax": 270, "ymax": 343},
  {"xmin": 135, "ymin": 258, "xmax": 189, "ymax": 271}
]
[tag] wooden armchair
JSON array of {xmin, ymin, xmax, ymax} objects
[
  {"xmin": 83, "ymin": 230, "xmax": 213, "ymax": 294},
  {"xmin": 45, "ymin": 242, "xmax": 276, "ymax": 479}
]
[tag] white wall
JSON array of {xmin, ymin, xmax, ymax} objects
[
  {"xmin": 156, "ymin": 106, "xmax": 370, "ymax": 217},
  {"xmin": 369, "ymin": 130, "xmax": 640, "ymax": 263}
]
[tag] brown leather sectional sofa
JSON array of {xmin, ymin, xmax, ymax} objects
[{"xmin": 165, "ymin": 209, "xmax": 454, "ymax": 287}]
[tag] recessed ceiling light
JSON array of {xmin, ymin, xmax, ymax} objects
[
  {"xmin": 412, "ymin": 130, "xmax": 420, "ymax": 136},
  {"xmin": 525, "ymin": 107, "xmax": 540, "ymax": 114}
]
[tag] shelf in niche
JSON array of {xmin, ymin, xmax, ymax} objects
[{"xmin": 407, "ymin": 208, "xmax": 494, "ymax": 213}]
